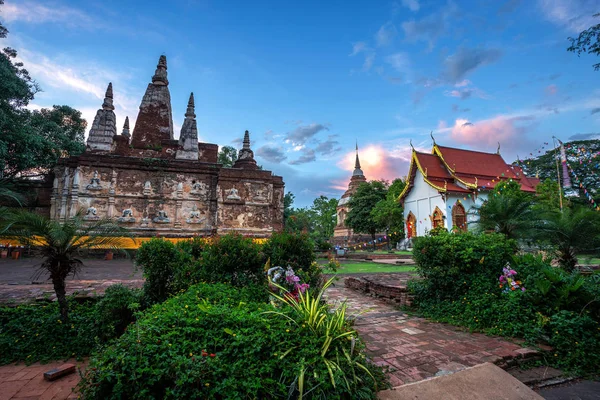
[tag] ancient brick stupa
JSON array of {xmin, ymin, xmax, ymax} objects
[{"xmin": 52, "ymin": 55, "xmax": 284, "ymax": 238}]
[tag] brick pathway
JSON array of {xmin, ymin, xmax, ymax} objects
[
  {"xmin": 0, "ymin": 258, "xmax": 143, "ymax": 304},
  {"xmin": 0, "ymin": 360, "xmax": 86, "ymax": 400},
  {"xmin": 324, "ymin": 280, "xmax": 538, "ymax": 388}
]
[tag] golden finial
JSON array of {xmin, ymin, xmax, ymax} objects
[
  {"xmin": 430, "ymin": 131, "xmax": 436, "ymax": 146},
  {"xmin": 497, "ymin": 142, "xmax": 501, "ymax": 154}
]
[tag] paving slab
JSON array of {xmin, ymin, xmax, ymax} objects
[
  {"xmin": 538, "ymin": 380, "xmax": 600, "ymax": 400},
  {"xmin": 324, "ymin": 279, "xmax": 539, "ymax": 386},
  {"xmin": 378, "ymin": 363, "xmax": 543, "ymax": 400},
  {"xmin": 0, "ymin": 360, "xmax": 86, "ymax": 400}
]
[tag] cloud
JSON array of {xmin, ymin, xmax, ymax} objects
[
  {"xmin": 449, "ymin": 115, "xmax": 536, "ymax": 151},
  {"xmin": 386, "ymin": 52, "xmax": 410, "ymax": 73},
  {"xmin": 289, "ymin": 149, "xmax": 316, "ymax": 165},
  {"xmin": 545, "ymin": 84, "xmax": 558, "ymax": 96},
  {"xmin": 314, "ymin": 135, "xmax": 342, "ymax": 156},
  {"xmin": 401, "ymin": 3, "xmax": 456, "ymax": 50},
  {"xmin": 569, "ymin": 133, "xmax": 600, "ymax": 140},
  {"xmin": 452, "ymin": 104, "xmax": 471, "ymax": 112},
  {"xmin": 336, "ymin": 144, "xmax": 412, "ymax": 183},
  {"xmin": 538, "ymin": 0, "xmax": 599, "ymax": 33},
  {"xmin": 349, "ymin": 42, "xmax": 376, "ymax": 71},
  {"xmin": 498, "ymin": 0, "xmax": 522, "ymax": 14},
  {"xmin": 441, "ymin": 47, "xmax": 502, "ymax": 83},
  {"xmin": 256, "ymin": 145, "xmax": 287, "ymax": 163},
  {"xmin": 2, "ymin": 1, "xmax": 93, "ymax": 27},
  {"xmin": 376, "ymin": 22, "xmax": 397, "ymax": 47},
  {"xmin": 400, "ymin": 0, "xmax": 420, "ymax": 12},
  {"xmin": 285, "ymin": 123, "xmax": 329, "ymax": 146},
  {"xmin": 590, "ymin": 108, "xmax": 600, "ymax": 115}
]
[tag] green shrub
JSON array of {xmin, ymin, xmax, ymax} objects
[
  {"xmin": 265, "ymin": 232, "xmax": 320, "ymax": 287},
  {"xmin": 409, "ymin": 249, "xmax": 600, "ymax": 375},
  {"xmin": 0, "ymin": 300, "xmax": 98, "ymax": 365},
  {"xmin": 78, "ymin": 283, "xmax": 386, "ymax": 399},
  {"xmin": 411, "ymin": 231, "xmax": 516, "ymax": 300},
  {"xmin": 95, "ymin": 285, "xmax": 142, "ymax": 342},
  {"xmin": 546, "ymin": 311, "xmax": 600, "ymax": 374},
  {"xmin": 135, "ymin": 238, "xmax": 179, "ymax": 304},
  {"xmin": 196, "ymin": 233, "xmax": 266, "ymax": 287}
]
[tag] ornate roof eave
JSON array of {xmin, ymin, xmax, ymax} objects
[
  {"xmin": 399, "ymin": 150, "xmax": 448, "ymax": 202},
  {"xmin": 432, "ymin": 144, "xmax": 455, "ymax": 174},
  {"xmin": 432, "ymin": 144, "xmax": 479, "ymax": 189}
]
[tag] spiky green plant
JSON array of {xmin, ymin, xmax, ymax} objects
[
  {"xmin": 470, "ymin": 195, "xmax": 538, "ymax": 240},
  {"xmin": 534, "ymin": 206, "xmax": 600, "ymax": 272},
  {"xmin": 265, "ymin": 278, "xmax": 379, "ymax": 398},
  {"xmin": 0, "ymin": 209, "xmax": 134, "ymax": 321}
]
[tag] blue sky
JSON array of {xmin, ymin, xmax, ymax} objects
[{"xmin": 1, "ymin": 0, "xmax": 599, "ymax": 207}]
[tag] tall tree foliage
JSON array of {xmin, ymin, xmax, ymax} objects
[
  {"xmin": 346, "ymin": 180, "xmax": 387, "ymax": 249},
  {"xmin": 217, "ymin": 145, "xmax": 238, "ymax": 168},
  {"xmin": 310, "ymin": 195, "xmax": 338, "ymax": 242},
  {"xmin": 568, "ymin": 13, "xmax": 600, "ymax": 71},
  {"xmin": 0, "ymin": 4, "xmax": 86, "ymax": 179},
  {"xmin": 371, "ymin": 179, "xmax": 405, "ymax": 246}
]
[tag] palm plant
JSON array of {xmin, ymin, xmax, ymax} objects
[
  {"xmin": 534, "ymin": 206, "xmax": 600, "ymax": 272},
  {"xmin": 470, "ymin": 195, "xmax": 538, "ymax": 240},
  {"xmin": 0, "ymin": 210, "xmax": 133, "ymax": 321}
]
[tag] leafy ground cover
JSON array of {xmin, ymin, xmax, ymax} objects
[
  {"xmin": 408, "ymin": 231, "xmax": 600, "ymax": 375},
  {"xmin": 78, "ymin": 282, "xmax": 387, "ymax": 399}
]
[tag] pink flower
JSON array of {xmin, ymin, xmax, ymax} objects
[
  {"xmin": 499, "ymin": 276, "xmax": 506, "ymax": 282},
  {"xmin": 509, "ymin": 270, "xmax": 517, "ymax": 276}
]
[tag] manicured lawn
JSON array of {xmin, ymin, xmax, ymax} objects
[
  {"xmin": 578, "ymin": 257, "xmax": 600, "ymax": 265},
  {"xmin": 330, "ymin": 261, "xmax": 416, "ymax": 274},
  {"xmin": 351, "ymin": 250, "xmax": 412, "ymax": 255}
]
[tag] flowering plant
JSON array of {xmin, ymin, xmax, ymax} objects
[
  {"xmin": 498, "ymin": 263, "xmax": 525, "ymax": 293},
  {"xmin": 267, "ymin": 265, "xmax": 309, "ymax": 302}
]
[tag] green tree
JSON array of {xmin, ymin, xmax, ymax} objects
[
  {"xmin": 346, "ymin": 180, "xmax": 387, "ymax": 249},
  {"xmin": 568, "ymin": 13, "xmax": 600, "ymax": 71},
  {"xmin": 371, "ymin": 179, "xmax": 406, "ymax": 247},
  {"xmin": 284, "ymin": 192, "xmax": 295, "ymax": 221},
  {"xmin": 535, "ymin": 179, "xmax": 561, "ymax": 211},
  {"xmin": 218, "ymin": 145, "xmax": 238, "ymax": 168},
  {"xmin": 491, "ymin": 179, "xmax": 530, "ymax": 200},
  {"xmin": 310, "ymin": 195, "xmax": 338, "ymax": 241},
  {"xmin": 0, "ymin": 6, "xmax": 85, "ymax": 179},
  {"xmin": 0, "ymin": 211, "xmax": 131, "ymax": 321},
  {"xmin": 470, "ymin": 195, "xmax": 537, "ymax": 241},
  {"xmin": 534, "ymin": 206, "xmax": 600, "ymax": 272},
  {"xmin": 285, "ymin": 207, "xmax": 314, "ymax": 234}
]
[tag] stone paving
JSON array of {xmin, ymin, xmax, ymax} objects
[
  {"xmin": 324, "ymin": 280, "xmax": 539, "ymax": 388},
  {"xmin": 0, "ymin": 360, "xmax": 86, "ymax": 400},
  {"xmin": 0, "ymin": 258, "xmax": 142, "ymax": 304}
]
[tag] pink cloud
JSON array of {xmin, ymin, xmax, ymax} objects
[
  {"xmin": 449, "ymin": 117, "xmax": 532, "ymax": 151},
  {"xmin": 545, "ymin": 84, "xmax": 558, "ymax": 96},
  {"xmin": 334, "ymin": 144, "xmax": 412, "ymax": 189}
]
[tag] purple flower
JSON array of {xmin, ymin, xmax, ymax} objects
[{"xmin": 521, "ymin": 287, "xmax": 526, "ymax": 292}]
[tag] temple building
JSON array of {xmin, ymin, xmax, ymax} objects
[
  {"xmin": 51, "ymin": 55, "xmax": 284, "ymax": 238},
  {"xmin": 333, "ymin": 144, "xmax": 367, "ymax": 244},
  {"xmin": 400, "ymin": 140, "xmax": 539, "ymax": 238}
]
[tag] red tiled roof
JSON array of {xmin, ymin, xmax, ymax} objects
[
  {"xmin": 414, "ymin": 152, "xmax": 453, "ymax": 179},
  {"xmin": 436, "ymin": 146, "xmax": 518, "ymax": 179}
]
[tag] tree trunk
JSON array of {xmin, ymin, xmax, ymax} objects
[
  {"xmin": 371, "ymin": 232, "xmax": 376, "ymax": 251},
  {"xmin": 51, "ymin": 273, "xmax": 69, "ymax": 323}
]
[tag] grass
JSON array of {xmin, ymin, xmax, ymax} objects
[
  {"xmin": 329, "ymin": 261, "xmax": 416, "ymax": 274},
  {"xmin": 578, "ymin": 257, "xmax": 600, "ymax": 266},
  {"xmin": 351, "ymin": 250, "xmax": 412, "ymax": 255}
]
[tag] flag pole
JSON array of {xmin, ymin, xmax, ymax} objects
[{"xmin": 552, "ymin": 136, "xmax": 564, "ymax": 211}]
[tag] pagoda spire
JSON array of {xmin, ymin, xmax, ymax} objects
[
  {"xmin": 86, "ymin": 82, "xmax": 117, "ymax": 151},
  {"xmin": 233, "ymin": 130, "xmax": 258, "ymax": 169},
  {"xmin": 176, "ymin": 92, "xmax": 199, "ymax": 160},
  {"xmin": 121, "ymin": 116, "xmax": 130, "ymax": 138},
  {"xmin": 353, "ymin": 141, "xmax": 364, "ymax": 177},
  {"xmin": 131, "ymin": 55, "xmax": 174, "ymax": 148},
  {"xmin": 102, "ymin": 82, "xmax": 114, "ymax": 111},
  {"xmin": 152, "ymin": 55, "xmax": 169, "ymax": 85}
]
